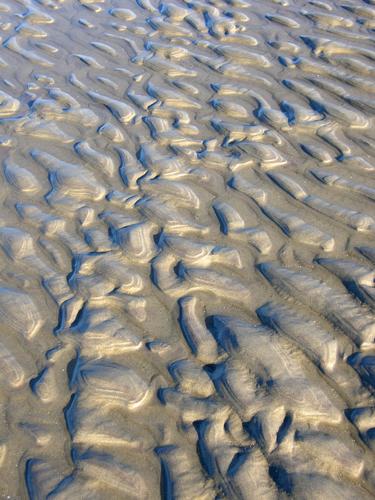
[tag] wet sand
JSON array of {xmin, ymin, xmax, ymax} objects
[{"xmin": 0, "ymin": 0, "xmax": 375, "ymax": 497}]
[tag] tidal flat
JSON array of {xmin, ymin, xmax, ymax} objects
[{"xmin": 0, "ymin": 0, "xmax": 375, "ymax": 497}]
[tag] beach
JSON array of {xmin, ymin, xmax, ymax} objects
[{"xmin": 0, "ymin": 0, "xmax": 375, "ymax": 497}]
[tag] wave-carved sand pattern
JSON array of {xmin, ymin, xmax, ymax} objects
[{"xmin": 0, "ymin": 0, "xmax": 374, "ymax": 497}]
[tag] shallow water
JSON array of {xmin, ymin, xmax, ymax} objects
[{"xmin": 0, "ymin": 0, "xmax": 375, "ymax": 497}]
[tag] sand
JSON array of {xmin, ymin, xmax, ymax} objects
[{"xmin": 0, "ymin": 0, "xmax": 374, "ymax": 497}]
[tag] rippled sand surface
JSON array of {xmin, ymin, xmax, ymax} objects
[{"xmin": 0, "ymin": 0, "xmax": 375, "ymax": 497}]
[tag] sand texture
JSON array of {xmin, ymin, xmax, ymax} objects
[{"xmin": 0, "ymin": 0, "xmax": 374, "ymax": 497}]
